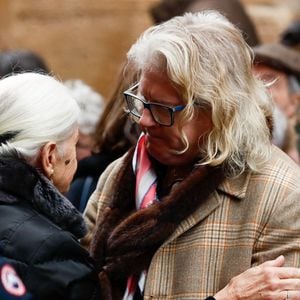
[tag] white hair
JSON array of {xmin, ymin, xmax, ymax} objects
[
  {"xmin": 64, "ymin": 79, "xmax": 104, "ymax": 135},
  {"xmin": 0, "ymin": 72, "xmax": 80, "ymax": 163},
  {"xmin": 127, "ymin": 11, "xmax": 273, "ymax": 176}
]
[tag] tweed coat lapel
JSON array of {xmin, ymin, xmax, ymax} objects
[
  {"xmin": 218, "ymin": 171, "xmax": 251, "ymax": 200},
  {"xmin": 162, "ymin": 170, "xmax": 251, "ymax": 246},
  {"xmin": 162, "ymin": 190, "xmax": 220, "ymax": 246}
]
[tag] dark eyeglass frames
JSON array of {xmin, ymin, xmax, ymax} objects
[{"xmin": 123, "ymin": 83, "xmax": 186, "ymax": 127}]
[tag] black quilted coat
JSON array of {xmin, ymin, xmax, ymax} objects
[{"xmin": 0, "ymin": 157, "xmax": 100, "ymax": 300}]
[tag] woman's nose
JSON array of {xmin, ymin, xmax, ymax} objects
[{"xmin": 139, "ymin": 107, "xmax": 157, "ymax": 127}]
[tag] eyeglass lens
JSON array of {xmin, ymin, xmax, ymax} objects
[{"xmin": 126, "ymin": 95, "xmax": 172, "ymax": 126}]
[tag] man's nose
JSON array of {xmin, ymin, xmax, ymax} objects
[{"xmin": 139, "ymin": 107, "xmax": 157, "ymax": 127}]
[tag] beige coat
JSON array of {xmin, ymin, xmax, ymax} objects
[{"xmin": 83, "ymin": 146, "xmax": 300, "ymax": 299}]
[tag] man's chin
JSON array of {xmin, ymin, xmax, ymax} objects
[{"xmin": 147, "ymin": 147, "xmax": 180, "ymax": 166}]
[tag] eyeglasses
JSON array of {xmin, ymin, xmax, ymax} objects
[{"xmin": 123, "ymin": 83, "xmax": 186, "ymax": 127}]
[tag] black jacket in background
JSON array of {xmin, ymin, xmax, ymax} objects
[
  {"xmin": 66, "ymin": 151, "xmax": 117, "ymax": 212},
  {"xmin": 0, "ymin": 157, "xmax": 100, "ymax": 300}
]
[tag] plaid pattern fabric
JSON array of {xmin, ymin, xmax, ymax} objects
[{"xmin": 84, "ymin": 146, "xmax": 300, "ymax": 299}]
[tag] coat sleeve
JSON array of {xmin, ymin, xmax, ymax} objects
[
  {"xmin": 20, "ymin": 232, "xmax": 101, "ymax": 300},
  {"xmin": 252, "ymin": 187, "xmax": 300, "ymax": 267},
  {"xmin": 25, "ymin": 260, "xmax": 99, "ymax": 300}
]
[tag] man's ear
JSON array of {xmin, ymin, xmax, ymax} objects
[{"xmin": 40, "ymin": 142, "xmax": 57, "ymax": 179}]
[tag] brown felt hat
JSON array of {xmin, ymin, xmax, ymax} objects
[{"xmin": 253, "ymin": 43, "xmax": 300, "ymax": 78}]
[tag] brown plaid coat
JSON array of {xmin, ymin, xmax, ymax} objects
[{"xmin": 83, "ymin": 146, "xmax": 300, "ymax": 299}]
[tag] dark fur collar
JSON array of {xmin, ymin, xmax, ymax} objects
[
  {"xmin": 90, "ymin": 148, "xmax": 225, "ymax": 299},
  {"xmin": 0, "ymin": 157, "xmax": 86, "ymax": 238}
]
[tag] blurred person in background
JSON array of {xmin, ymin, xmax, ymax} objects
[
  {"xmin": 67, "ymin": 67, "xmax": 140, "ymax": 213},
  {"xmin": 64, "ymin": 79, "xmax": 105, "ymax": 162},
  {"xmin": 281, "ymin": 19, "xmax": 300, "ymax": 155},
  {"xmin": 64, "ymin": 79, "xmax": 105, "ymax": 211},
  {"xmin": 0, "ymin": 49, "xmax": 49, "ymax": 77},
  {"xmin": 281, "ymin": 20, "xmax": 300, "ymax": 50},
  {"xmin": 0, "ymin": 73, "xmax": 100, "ymax": 299},
  {"xmin": 253, "ymin": 42, "xmax": 300, "ymax": 163},
  {"xmin": 92, "ymin": 65, "xmax": 140, "ymax": 164}
]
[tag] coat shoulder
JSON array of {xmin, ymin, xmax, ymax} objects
[{"xmin": 260, "ymin": 146, "xmax": 300, "ymax": 188}]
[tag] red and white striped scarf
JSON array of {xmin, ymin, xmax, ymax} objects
[{"xmin": 123, "ymin": 133, "xmax": 158, "ymax": 300}]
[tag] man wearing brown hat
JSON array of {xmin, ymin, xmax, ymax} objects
[{"xmin": 253, "ymin": 43, "xmax": 300, "ymax": 163}]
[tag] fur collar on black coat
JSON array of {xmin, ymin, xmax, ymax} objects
[{"xmin": 0, "ymin": 156, "xmax": 86, "ymax": 238}]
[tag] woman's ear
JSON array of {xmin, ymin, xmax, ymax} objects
[{"xmin": 40, "ymin": 142, "xmax": 57, "ymax": 179}]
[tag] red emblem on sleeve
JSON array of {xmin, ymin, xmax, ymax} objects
[{"xmin": 1, "ymin": 264, "xmax": 26, "ymax": 296}]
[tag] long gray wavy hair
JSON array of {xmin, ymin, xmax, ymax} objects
[{"xmin": 127, "ymin": 10, "xmax": 273, "ymax": 177}]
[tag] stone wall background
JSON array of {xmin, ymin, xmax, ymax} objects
[
  {"xmin": 0, "ymin": 0, "xmax": 299, "ymax": 99},
  {"xmin": 241, "ymin": 0, "xmax": 300, "ymax": 43}
]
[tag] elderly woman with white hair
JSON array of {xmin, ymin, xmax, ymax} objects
[
  {"xmin": 83, "ymin": 11, "xmax": 300, "ymax": 300},
  {"xmin": 0, "ymin": 73, "xmax": 100, "ymax": 299}
]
